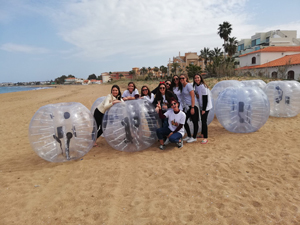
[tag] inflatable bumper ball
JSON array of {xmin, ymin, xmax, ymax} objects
[
  {"xmin": 211, "ymin": 80, "xmax": 244, "ymax": 112},
  {"xmin": 216, "ymin": 86, "xmax": 270, "ymax": 133},
  {"xmin": 241, "ymin": 79, "xmax": 266, "ymax": 90},
  {"xmin": 102, "ymin": 99, "xmax": 161, "ymax": 152},
  {"xmin": 264, "ymin": 81, "xmax": 300, "ymax": 117},
  {"xmin": 28, "ymin": 102, "xmax": 97, "ymax": 162}
]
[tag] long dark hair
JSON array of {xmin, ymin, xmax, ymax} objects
[
  {"xmin": 111, "ymin": 85, "xmax": 122, "ymax": 100},
  {"xmin": 141, "ymin": 85, "xmax": 151, "ymax": 97},
  {"xmin": 193, "ymin": 74, "xmax": 208, "ymax": 88},
  {"xmin": 155, "ymin": 83, "xmax": 177, "ymax": 105},
  {"xmin": 170, "ymin": 75, "xmax": 182, "ymax": 92},
  {"xmin": 127, "ymin": 81, "xmax": 136, "ymax": 93}
]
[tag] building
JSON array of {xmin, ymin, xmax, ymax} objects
[
  {"xmin": 64, "ymin": 77, "xmax": 76, "ymax": 84},
  {"xmin": 236, "ymin": 46, "xmax": 300, "ymax": 80},
  {"xmin": 235, "ymin": 30, "xmax": 300, "ymax": 57},
  {"xmin": 101, "ymin": 72, "xmax": 111, "ymax": 83},
  {"xmin": 167, "ymin": 52, "xmax": 205, "ymax": 76}
]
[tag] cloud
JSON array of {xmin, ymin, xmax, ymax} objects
[
  {"xmin": 0, "ymin": 43, "xmax": 50, "ymax": 54},
  {"xmin": 47, "ymin": 0, "xmax": 253, "ymax": 59}
]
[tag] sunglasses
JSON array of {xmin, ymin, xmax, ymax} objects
[
  {"xmin": 142, "ymin": 89, "xmax": 148, "ymax": 91},
  {"xmin": 166, "ymin": 83, "xmax": 171, "ymax": 86},
  {"xmin": 160, "ymin": 87, "xmax": 165, "ymax": 90},
  {"xmin": 171, "ymin": 102, "xmax": 177, "ymax": 106},
  {"xmin": 180, "ymin": 77, "xmax": 185, "ymax": 80},
  {"xmin": 173, "ymin": 78, "xmax": 179, "ymax": 81}
]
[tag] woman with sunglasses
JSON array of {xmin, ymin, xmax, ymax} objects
[
  {"xmin": 140, "ymin": 85, "xmax": 154, "ymax": 103},
  {"xmin": 151, "ymin": 80, "xmax": 172, "ymax": 95},
  {"xmin": 170, "ymin": 75, "xmax": 183, "ymax": 110},
  {"xmin": 156, "ymin": 98, "xmax": 185, "ymax": 150},
  {"xmin": 193, "ymin": 74, "xmax": 212, "ymax": 144},
  {"xmin": 94, "ymin": 85, "xmax": 123, "ymax": 145},
  {"xmin": 122, "ymin": 82, "xmax": 139, "ymax": 101},
  {"xmin": 179, "ymin": 74, "xmax": 199, "ymax": 143}
]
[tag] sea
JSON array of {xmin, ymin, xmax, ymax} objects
[{"xmin": 0, "ymin": 86, "xmax": 52, "ymax": 94}]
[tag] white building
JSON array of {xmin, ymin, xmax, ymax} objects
[
  {"xmin": 101, "ymin": 72, "xmax": 111, "ymax": 83},
  {"xmin": 237, "ymin": 46, "xmax": 300, "ymax": 80}
]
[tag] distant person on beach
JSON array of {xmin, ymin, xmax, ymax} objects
[
  {"xmin": 193, "ymin": 74, "xmax": 212, "ymax": 144},
  {"xmin": 170, "ymin": 75, "xmax": 183, "ymax": 110},
  {"xmin": 180, "ymin": 74, "xmax": 199, "ymax": 143},
  {"xmin": 122, "ymin": 82, "xmax": 139, "ymax": 100},
  {"xmin": 140, "ymin": 85, "xmax": 154, "ymax": 103},
  {"xmin": 156, "ymin": 98, "xmax": 186, "ymax": 150},
  {"xmin": 94, "ymin": 85, "xmax": 123, "ymax": 145}
]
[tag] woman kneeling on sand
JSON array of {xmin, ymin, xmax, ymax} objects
[
  {"xmin": 94, "ymin": 85, "xmax": 123, "ymax": 146},
  {"xmin": 156, "ymin": 98, "xmax": 186, "ymax": 150}
]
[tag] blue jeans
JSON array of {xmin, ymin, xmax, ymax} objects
[{"xmin": 156, "ymin": 127, "xmax": 182, "ymax": 143}]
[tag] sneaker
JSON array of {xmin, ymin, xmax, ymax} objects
[
  {"xmin": 177, "ymin": 139, "xmax": 183, "ymax": 148},
  {"xmin": 164, "ymin": 138, "xmax": 170, "ymax": 145},
  {"xmin": 187, "ymin": 137, "xmax": 197, "ymax": 143},
  {"xmin": 159, "ymin": 144, "xmax": 165, "ymax": 150},
  {"xmin": 183, "ymin": 136, "xmax": 191, "ymax": 141}
]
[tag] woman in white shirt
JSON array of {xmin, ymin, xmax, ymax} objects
[
  {"xmin": 193, "ymin": 74, "xmax": 212, "ymax": 144},
  {"xmin": 170, "ymin": 75, "xmax": 183, "ymax": 110},
  {"xmin": 180, "ymin": 74, "xmax": 199, "ymax": 143},
  {"xmin": 94, "ymin": 85, "xmax": 123, "ymax": 144},
  {"xmin": 140, "ymin": 85, "xmax": 154, "ymax": 103},
  {"xmin": 122, "ymin": 82, "xmax": 139, "ymax": 100},
  {"xmin": 156, "ymin": 98, "xmax": 186, "ymax": 150}
]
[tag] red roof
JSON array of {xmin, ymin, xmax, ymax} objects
[
  {"xmin": 239, "ymin": 46, "xmax": 300, "ymax": 57},
  {"xmin": 237, "ymin": 53, "xmax": 300, "ymax": 70}
]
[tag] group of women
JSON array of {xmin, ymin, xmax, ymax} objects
[{"xmin": 93, "ymin": 74, "xmax": 212, "ymax": 150}]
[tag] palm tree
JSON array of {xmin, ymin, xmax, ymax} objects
[
  {"xmin": 200, "ymin": 47, "xmax": 210, "ymax": 68},
  {"xmin": 172, "ymin": 62, "xmax": 180, "ymax": 75},
  {"xmin": 223, "ymin": 37, "xmax": 238, "ymax": 57},
  {"xmin": 218, "ymin": 21, "xmax": 232, "ymax": 56},
  {"xmin": 141, "ymin": 67, "xmax": 148, "ymax": 77}
]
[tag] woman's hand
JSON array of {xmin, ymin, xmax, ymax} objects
[
  {"xmin": 162, "ymin": 105, "xmax": 168, "ymax": 110},
  {"xmin": 167, "ymin": 132, "xmax": 173, "ymax": 138},
  {"xmin": 191, "ymin": 107, "xmax": 195, "ymax": 115},
  {"xmin": 196, "ymin": 93, "xmax": 199, "ymax": 99},
  {"xmin": 202, "ymin": 110, "xmax": 205, "ymax": 115},
  {"xmin": 156, "ymin": 103, "xmax": 161, "ymax": 110}
]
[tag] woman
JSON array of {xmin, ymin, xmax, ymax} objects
[
  {"xmin": 152, "ymin": 80, "xmax": 172, "ymax": 95},
  {"xmin": 179, "ymin": 74, "xmax": 199, "ymax": 143},
  {"xmin": 156, "ymin": 98, "xmax": 186, "ymax": 150},
  {"xmin": 122, "ymin": 82, "xmax": 139, "ymax": 100},
  {"xmin": 165, "ymin": 79, "xmax": 172, "ymax": 91},
  {"xmin": 94, "ymin": 85, "xmax": 123, "ymax": 143},
  {"xmin": 193, "ymin": 74, "xmax": 212, "ymax": 144},
  {"xmin": 170, "ymin": 75, "xmax": 183, "ymax": 110},
  {"xmin": 140, "ymin": 85, "xmax": 154, "ymax": 103},
  {"xmin": 153, "ymin": 83, "xmax": 177, "ymax": 113}
]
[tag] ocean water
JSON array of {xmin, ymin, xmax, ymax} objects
[{"xmin": 0, "ymin": 86, "xmax": 52, "ymax": 94}]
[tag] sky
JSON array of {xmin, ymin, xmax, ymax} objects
[{"xmin": 1, "ymin": 0, "xmax": 300, "ymax": 83}]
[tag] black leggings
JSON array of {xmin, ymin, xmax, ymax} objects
[
  {"xmin": 94, "ymin": 108, "xmax": 104, "ymax": 139},
  {"xmin": 184, "ymin": 106, "xmax": 199, "ymax": 138},
  {"xmin": 201, "ymin": 110, "xmax": 209, "ymax": 138}
]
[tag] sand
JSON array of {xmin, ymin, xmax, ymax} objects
[{"xmin": 0, "ymin": 83, "xmax": 299, "ymax": 225}]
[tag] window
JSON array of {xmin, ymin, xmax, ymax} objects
[
  {"xmin": 271, "ymin": 71, "xmax": 277, "ymax": 79},
  {"xmin": 287, "ymin": 70, "xmax": 294, "ymax": 80},
  {"xmin": 251, "ymin": 57, "xmax": 256, "ymax": 64}
]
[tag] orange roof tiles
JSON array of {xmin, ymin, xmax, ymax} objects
[
  {"xmin": 239, "ymin": 46, "xmax": 300, "ymax": 57},
  {"xmin": 237, "ymin": 53, "xmax": 300, "ymax": 70}
]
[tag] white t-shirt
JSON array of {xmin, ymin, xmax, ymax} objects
[
  {"xmin": 194, "ymin": 84, "xmax": 212, "ymax": 111},
  {"xmin": 142, "ymin": 93, "xmax": 154, "ymax": 103},
  {"xmin": 181, "ymin": 83, "xmax": 194, "ymax": 107},
  {"xmin": 173, "ymin": 86, "xmax": 183, "ymax": 110},
  {"xmin": 122, "ymin": 89, "xmax": 139, "ymax": 98},
  {"xmin": 164, "ymin": 110, "xmax": 186, "ymax": 137}
]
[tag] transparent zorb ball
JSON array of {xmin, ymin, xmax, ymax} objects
[
  {"xmin": 216, "ymin": 86, "xmax": 270, "ymax": 133},
  {"xmin": 28, "ymin": 102, "xmax": 96, "ymax": 162},
  {"xmin": 103, "ymin": 99, "xmax": 161, "ymax": 152},
  {"xmin": 241, "ymin": 79, "xmax": 266, "ymax": 90},
  {"xmin": 264, "ymin": 81, "xmax": 300, "ymax": 117}
]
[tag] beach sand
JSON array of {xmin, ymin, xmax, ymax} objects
[{"xmin": 0, "ymin": 84, "xmax": 299, "ymax": 225}]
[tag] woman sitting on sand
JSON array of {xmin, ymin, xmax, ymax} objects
[
  {"xmin": 122, "ymin": 82, "xmax": 139, "ymax": 101},
  {"xmin": 193, "ymin": 74, "xmax": 212, "ymax": 144},
  {"xmin": 94, "ymin": 85, "xmax": 123, "ymax": 144},
  {"xmin": 156, "ymin": 98, "xmax": 186, "ymax": 150},
  {"xmin": 140, "ymin": 85, "xmax": 154, "ymax": 103}
]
